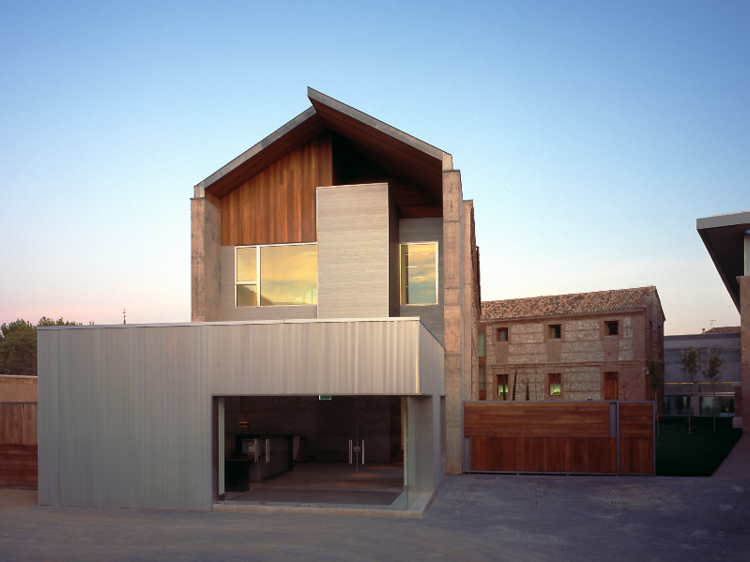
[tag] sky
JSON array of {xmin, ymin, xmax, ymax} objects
[{"xmin": 1, "ymin": 0, "xmax": 748, "ymax": 334}]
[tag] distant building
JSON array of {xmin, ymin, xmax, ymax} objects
[
  {"xmin": 697, "ymin": 210, "xmax": 750, "ymax": 433},
  {"xmin": 479, "ymin": 287, "xmax": 665, "ymax": 403},
  {"xmin": 663, "ymin": 328, "xmax": 740, "ymax": 422}
]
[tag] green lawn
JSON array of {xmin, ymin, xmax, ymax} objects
[{"xmin": 655, "ymin": 416, "xmax": 742, "ymax": 476}]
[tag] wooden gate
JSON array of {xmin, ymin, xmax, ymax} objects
[
  {"xmin": 464, "ymin": 401, "xmax": 654, "ymax": 475},
  {"xmin": 0, "ymin": 402, "xmax": 38, "ymax": 487}
]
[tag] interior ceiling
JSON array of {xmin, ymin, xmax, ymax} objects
[{"xmin": 204, "ymin": 98, "xmax": 445, "ymax": 205}]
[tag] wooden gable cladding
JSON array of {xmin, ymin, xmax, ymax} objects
[{"xmin": 220, "ymin": 131, "xmax": 333, "ymax": 246}]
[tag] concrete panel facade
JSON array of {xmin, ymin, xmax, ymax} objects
[{"xmin": 191, "ymin": 197, "xmax": 221, "ymax": 322}]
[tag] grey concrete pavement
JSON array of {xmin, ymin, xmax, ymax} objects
[
  {"xmin": 714, "ymin": 435, "xmax": 750, "ymax": 478},
  {"xmin": 1, "ymin": 475, "xmax": 749, "ymax": 562}
]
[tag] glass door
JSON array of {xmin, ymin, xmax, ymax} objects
[{"xmin": 355, "ymin": 396, "xmax": 408, "ymax": 509}]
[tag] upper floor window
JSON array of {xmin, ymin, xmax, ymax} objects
[
  {"xmin": 549, "ymin": 324, "xmax": 561, "ymax": 339},
  {"xmin": 478, "ymin": 332, "xmax": 486, "ymax": 357},
  {"xmin": 606, "ymin": 321, "xmax": 619, "ymax": 336},
  {"xmin": 400, "ymin": 242, "xmax": 438, "ymax": 305},
  {"xmin": 235, "ymin": 244, "xmax": 317, "ymax": 307},
  {"xmin": 497, "ymin": 327, "xmax": 508, "ymax": 342}
]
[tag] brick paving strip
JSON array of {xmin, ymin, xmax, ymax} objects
[{"xmin": 1, "ymin": 474, "xmax": 748, "ymax": 562}]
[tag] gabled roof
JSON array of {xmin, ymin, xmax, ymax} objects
[
  {"xmin": 481, "ymin": 287, "xmax": 661, "ymax": 322},
  {"xmin": 194, "ymin": 88, "xmax": 453, "ymax": 200},
  {"xmin": 704, "ymin": 326, "xmax": 741, "ymax": 334},
  {"xmin": 697, "ymin": 210, "xmax": 750, "ymax": 312}
]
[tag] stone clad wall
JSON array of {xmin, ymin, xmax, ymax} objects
[{"xmin": 482, "ymin": 312, "xmax": 651, "ymax": 402}]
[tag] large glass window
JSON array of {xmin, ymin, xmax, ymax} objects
[
  {"xmin": 236, "ymin": 244, "xmax": 317, "ymax": 307},
  {"xmin": 400, "ymin": 243, "xmax": 437, "ymax": 305}
]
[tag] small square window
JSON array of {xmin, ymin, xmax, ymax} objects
[
  {"xmin": 549, "ymin": 373, "xmax": 562, "ymax": 396},
  {"xmin": 549, "ymin": 324, "xmax": 561, "ymax": 339},
  {"xmin": 606, "ymin": 321, "xmax": 618, "ymax": 336},
  {"xmin": 497, "ymin": 327, "xmax": 508, "ymax": 342}
]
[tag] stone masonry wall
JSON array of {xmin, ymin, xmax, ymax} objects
[{"xmin": 482, "ymin": 311, "xmax": 655, "ymax": 402}]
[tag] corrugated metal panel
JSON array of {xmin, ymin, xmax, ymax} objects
[
  {"xmin": 400, "ymin": 218, "xmax": 445, "ymax": 344},
  {"xmin": 37, "ymin": 318, "xmax": 442, "ymax": 511},
  {"xmin": 317, "ymin": 184, "xmax": 391, "ymax": 318},
  {"xmin": 220, "ymin": 246, "xmax": 317, "ymax": 321}
]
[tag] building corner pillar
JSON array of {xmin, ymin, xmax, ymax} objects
[
  {"xmin": 443, "ymin": 170, "xmax": 465, "ymax": 474},
  {"xmin": 739, "ymin": 276, "xmax": 750, "ymax": 433},
  {"xmin": 191, "ymin": 197, "xmax": 221, "ymax": 322}
]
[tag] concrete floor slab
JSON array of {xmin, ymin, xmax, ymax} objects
[{"xmin": 1, "ymin": 475, "xmax": 749, "ymax": 561}]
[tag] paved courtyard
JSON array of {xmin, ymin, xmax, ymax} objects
[{"xmin": 1, "ymin": 474, "xmax": 749, "ymax": 561}]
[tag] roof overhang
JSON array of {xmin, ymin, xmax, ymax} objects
[
  {"xmin": 194, "ymin": 88, "xmax": 452, "ymax": 200},
  {"xmin": 697, "ymin": 210, "xmax": 750, "ymax": 311}
]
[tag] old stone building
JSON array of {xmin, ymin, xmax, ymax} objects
[{"xmin": 478, "ymin": 287, "xmax": 665, "ymax": 402}]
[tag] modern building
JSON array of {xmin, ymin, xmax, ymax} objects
[
  {"xmin": 697, "ymin": 210, "xmax": 750, "ymax": 433},
  {"xmin": 37, "ymin": 89, "xmax": 480, "ymax": 512},
  {"xmin": 663, "ymin": 327, "xmax": 740, "ymax": 425},
  {"xmin": 479, "ymin": 287, "xmax": 665, "ymax": 403}
]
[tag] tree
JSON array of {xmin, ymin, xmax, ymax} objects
[
  {"xmin": 0, "ymin": 317, "xmax": 82, "ymax": 376},
  {"xmin": 0, "ymin": 320, "xmax": 37, "ymax": 376},
  {"xmin": 646, "ymin": 350, "xmax": 665, "ymax": 436},
  {"xmin": 678, "ymin": 347, "xmax": 700, "ymax": 435},
  {"xmin": 702, "ymin": 348, "xmax": 724, "ymax": 433}
]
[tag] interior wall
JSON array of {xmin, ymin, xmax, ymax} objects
[{"xmin": 223, "ymin": 396, "xmax": 401, "ymax": 464}]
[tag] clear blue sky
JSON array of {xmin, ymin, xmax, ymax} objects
[{"xmin": 1, "ymin": 0, "xmax": 748, "ymax": 334}]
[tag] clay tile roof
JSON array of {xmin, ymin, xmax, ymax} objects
[
  {"xmin": 481, "ymin": 286, "xmax": 658, "ymax": 322},
  {"xmin": 704, "ymin": 326, "xmax": 741, "ymax": 334}
]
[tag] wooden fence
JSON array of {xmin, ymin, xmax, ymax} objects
[
  {"xmin": 0, "ymin": 403, "xmax": 38, "ymax": 487},
  {"xmin": 464, "ymin": 401, "xmax": 654, "ymax": 475}
]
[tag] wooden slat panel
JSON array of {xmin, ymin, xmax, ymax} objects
[
  {"xmin": 464, "ymin": 402, "xmax": 611, "ymax": 438},
  {"xmin": 619, "ymin": 438, "xmax": 653, "ymax": 474},
  {"xmin": 619, "ymin": 402, "xmax": 654, "ymax": 438},
  {"xmin": 0, "ymin": 404, "xmax": 37, "ymax": 446},
  {"xmin": 220, "ymin": 131, "xmax": 333, "ymax": 246},
  {"xmin": 471, "ymin": 436, "xmax": 617, "ymax": 473},
  {"xmin": 21, "ymin": 404, "xmax": 37, "ymax": 446},
  {"xmin": 0, "ymin": 444, "xmax": 38, "ymax": 487},
  {"xmin": 0, "ymin": 405, "xmax": 22, "ymax": 445}
]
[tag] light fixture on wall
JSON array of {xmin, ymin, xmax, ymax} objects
[{"xmin": 239, "ymin": 398, "xmax": 249, "ymax": 428}]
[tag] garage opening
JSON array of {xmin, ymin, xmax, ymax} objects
[{"xmin": 216, "ymin": 396, "xmax": 412, "ymax": 509}]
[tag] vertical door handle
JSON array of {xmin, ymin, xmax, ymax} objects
[
  {"xmin": 253, "ymin": 438, "xmax": 259, "ymax": 462},
  {"xmin": 349, "ymin": 439, "xmax": 353, "ymax": 464},
  {"xmin": 362, "ymin": 440, "xmax": 365, "ymax": 465},
  {"xmin": 265, "ymin": 439, "xmax": 270, "ymax": 463}
]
